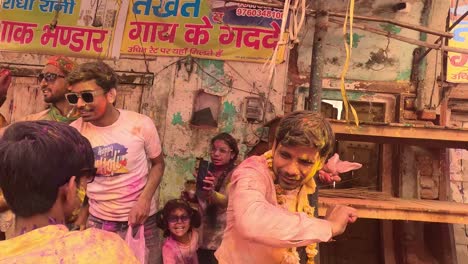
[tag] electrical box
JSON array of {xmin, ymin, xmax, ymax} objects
[{"xmin": 242, "ymin": 97, "xmax": 263, "ymax": 123}]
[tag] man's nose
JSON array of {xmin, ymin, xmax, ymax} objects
[
  {"xmin": 40, "ymin": 78, "xmax": 48, "ymax": 88},
  {"xmin": 76, "ymin": 96, "xmax": 86, "ymax": 108},
  {"xmin": 283, "ymin": 161, "xmax": 300, "ymax": 177}
]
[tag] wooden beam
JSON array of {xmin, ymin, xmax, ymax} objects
[
  {"xmin": 318, "ymin": 197, "xmax": 468, "ymax": 224},
  {"xmin": 330, "ymin": 120, "xmax": 468, "ymax": 149},
  {"xmin": 328, "ymin": 12, "xmax": 453, "ymax": 38},
  {"xmin": 381, "ymin": 221, "xmax": 397, "ymax": 264},
  {"xmin": 0, "ymin": 64, "xmax": 154, "ymax": 85},
  {"xmin": 329, "ymin": 18, "xmax": 468, "ymax": 55},
  {"xmin": 417, "ymin": 10, "xmax": 468, "ymax": 63},
  {"xmin": 322, "ymin": 78, "xmax": 414, "ymax": 94}
]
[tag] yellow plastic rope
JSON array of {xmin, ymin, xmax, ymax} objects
[{"xmin": 340, "ymin": 0, "xmax": 359, "ymax": 125}]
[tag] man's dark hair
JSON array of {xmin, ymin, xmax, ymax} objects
[
  {"xmin": 0, "ymin": 121, "xmax": 94, "ymax": 217},
  {"xmin": 67, "ymin": 61, "xmax": 118, "ymax": 93},
  {"xmin": 275, "ymin": 111, "xmax": 335, "ymax": 159}
]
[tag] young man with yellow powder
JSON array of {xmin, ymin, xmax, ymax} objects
[
  {"xmin": 0, "ymin": 121, "xmax": 138, "ymax": 263},
  {"xmin": 215, "ymin": 111, "xmax": 358, "ymax": 264}
]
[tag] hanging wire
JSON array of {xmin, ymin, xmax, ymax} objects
[
  {"xmin": 224, "ymin": 62, "xmax": 263, "ymax": 94},
  {"xmin": 192, "ymin": 59, "xmax": 261, "ymax": 95}
]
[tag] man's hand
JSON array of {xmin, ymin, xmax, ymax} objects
[
  {"xmin": 318, "ymin": 153, "xmax": 362, "ymax": 184},
  {"xmin": 318, "ymin": 170, "xmax": 342, "ymax": 184},
  {"xmin": 202, "ymin": 171, "xmax": 215, "ymax": 193},
  {"xmin": 74, "ymin": 204, "xmax": 90, "ymax": 231},
  {"xmin": 128, "ymin": 197, "xmax": 151, "ymax": 226},
  {"xmin": 325, "ymin": 205, "xmax": 358, "ymax": 237}
]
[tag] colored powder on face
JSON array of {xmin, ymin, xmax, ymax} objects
[{"xmin": 302, "ymin": 152, "xmax": 324, "ymax": 184}]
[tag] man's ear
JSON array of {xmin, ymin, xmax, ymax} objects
[
  {"xmin": 107, "ymin": 88, "xmax": 117, "ymax": 104},
  {"xmin": 65, "ymin": 176, "xmax": 77, "ymax": 202}
]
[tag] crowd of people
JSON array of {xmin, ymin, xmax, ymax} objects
[{"xmin": 0, "ymin": 56, "xmax": 358, "ymax": 264}]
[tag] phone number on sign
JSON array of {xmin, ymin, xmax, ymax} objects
[{"xmin": 235, "ymin": 8, "xmax": 283, "ymax": 19}]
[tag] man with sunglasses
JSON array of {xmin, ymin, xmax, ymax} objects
[
  {"xmin": 21, "ymin": 56, "xmax": 79, "ymax": 123},
  {"xmin": 0, "ymin": 120, "xmax": 139, "ymax": 263},
  {"xmin": 68, "ymin": 61, "xmax": 165, "ymax": 264},
  {"xmin": 0, "ymin": 57, "xmax": 82, "ymax": 240}
]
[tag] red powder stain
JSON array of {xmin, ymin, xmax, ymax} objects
[{"xmin": 131, "ymin": 126, "xmax": 141, "ymax": 135}]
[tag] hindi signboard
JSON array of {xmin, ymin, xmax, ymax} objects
[
  {"xmin": 447, "ymin": 0, "xmax": 468, "ymax": 83},
  {"xmin": 121, "ymin": 0, "xmax": 287, "ymax": 63},
  {"xmin": 0, "ymin": 0, "xmax": 129, "ymax": 58}
]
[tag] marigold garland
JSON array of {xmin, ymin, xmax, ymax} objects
[{"xmin": 264, "ymin": 150, "xmax": 322, "ymax": 264}]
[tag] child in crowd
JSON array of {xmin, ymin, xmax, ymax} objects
[{"xmin": 156, "ymin": 199, "xmax": 201, "ymax": 264}]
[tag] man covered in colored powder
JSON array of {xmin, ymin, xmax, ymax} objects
[
  {"xmin": 215, "ymin": 111, "xmax": 358, "ymax": 264},
  {"xmin": 68, "ymin": 61, "xmax": 165, "ymax": 263},
  {"xmin": 0, "ymin": 121, "xmax": 139, "ymax": 263},
  {"xmin": 21, "ymin": 55, "xmax": 79, "ymax": 123},
  {"xmin": 0, "ymin": 56, "xmax": 81, "ymax": 239}
]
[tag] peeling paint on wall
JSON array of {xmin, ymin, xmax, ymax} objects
[
  {"xmin": 396, "ymin": 69, "xmax": 412, "ymax": 81},
  {"xmin": 159, "ymin": 155, "xmax": 197, "ymax": 205},
  {"xmin": 346, "ymin": 33, "xmax": 365, "ymax": 48},
  {"xmin": 220, "ymin": 101, "xmax": 237, "ymax": 133},
  {"xmin": 171, "ymin": 112, "xmax": 184, "ymax": 125},
  {"xmin": 379, "ymin": 23, "xmax": 402, "ymax": 34},
  {"xmin": 365, "ymin": 49, "xmax": 396, "ymax": 70},
  {"xmin": 197, "ymin": 59, "xmax": 227, "ymax": 93},
  {"xmin": 322, "ymin": 90, "xmax": 369, "ymax": 101}
]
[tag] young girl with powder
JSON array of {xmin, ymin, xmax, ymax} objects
[{"xmin": 156, "ymin": 199, "xmax": 201, "ymax": 264}]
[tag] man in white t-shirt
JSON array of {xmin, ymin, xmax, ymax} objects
[{"xmin": 67, "ymin": 61, "xmax": 165, "ymax": 263}]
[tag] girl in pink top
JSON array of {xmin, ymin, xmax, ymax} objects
[{"xmin": 156, "ymin": 199, "xmax": 201, "ymax": 264}]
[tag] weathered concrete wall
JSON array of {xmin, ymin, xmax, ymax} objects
[
  {"xmin": 0, "ymin": 52, "xmax": 287, "ymax": 207},
  {"xmin": 156, "ymin": 58, "xmax": 287, "ymax": 205},
  {"xmin": 297, "ymin": 0, "xmax": 427, "ymax": 82},
  {"xmin": 449, "ymin": 119, "xmax": 468, "ymax": 264}
]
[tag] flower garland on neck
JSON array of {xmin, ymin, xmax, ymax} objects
[{"xmin": 264, "ymin": 150, "xmax": 323, "ymax": 264}]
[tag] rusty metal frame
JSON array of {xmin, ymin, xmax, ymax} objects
[{"xmin": 0, "ymin": 63, "xmax": 154, "ymax": 85}]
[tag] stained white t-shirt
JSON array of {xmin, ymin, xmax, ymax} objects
[{"xmin": 70, "ymin": 109, "xmax": 162, "ymax": 221}]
